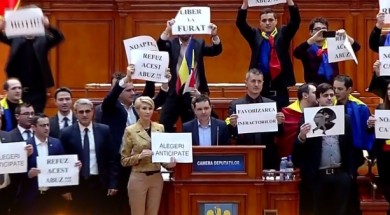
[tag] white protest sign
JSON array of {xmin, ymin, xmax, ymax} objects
[
  {"xmin": 4, "ymin": 8, "xmax": 45, "ymax": 37},
  {"xmin": 37, "ymin": 154, "xmax": 79, "ymax": 187},
  {"xmin": 304, "ymin": 105, "xmax": 345, "ymax": 138},
  {"xmin": 123, "ymin": 36, "xmax": 159, "ymax": 64},
  {"xmin": 327, "ymin": 36, "xmax": 358, "ymax": 64},
  {"xmin": 172, "ymin": 7, "xmax": 211, "ymax": 35},
  {"xmin": 374, "ymin": 110, "xmax": 390, "ymax": 139},
  {"xmin": 379, "ymin": 47, "xmax": 390, "ymax": 76},
  {"xmin": 236, "ymin": 102, "xmax": 278, "ymax": 134},
  {"xmin": 130, "ymin": 50, "xmax": 169, "ymax": 83},
  {"xmin": 151, "ymin": 133, "xmax": 192, "ymax": 163},
  {"xmin": 0, "ymin": 142, "xmax": 27, "ymax": 174},
  {"xmin": 380, "ymin": 0, "xmax": 390, "ymax": 24},
  {"xmin": 248, "ymin": 0, "xmax": 286, "ymax": 7}
]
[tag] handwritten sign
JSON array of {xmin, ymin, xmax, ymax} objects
[
  {"xmin": 37, "ymin": 154, "xmax": 79, "ymax": 187},
  {"xmin": 327, "ymin": 36, "xmax": 358, "ymax": 64},
  {"xmin": 379, "ymin": 47, "xmax": 390, "ymax": 76},
  {"xmin": 304, "ymin": 105, "xmax": 345, "ymax": 138},
  {"xmin": 130, "ymin": 50, "xmax": 169, "ymax": 83},
  {"xmin": 248, "ymin": 0, "xmax": 287, "ymax": 7},
  {"xmin": 236, "ymin": 102, "xmax": 278, "ymax": 134},
  {"xmin": 380, "ymin": 0, "xmax": 390, "ymax": 23},
  {"xmin": 151, "ymin": 133, "xmax": 192, "ymax": 163},
  {"xmin": 123, "ymin": 36, "xmax": 158, "ymax": 64},
  {"xmin": 172, "ymin": 7, "xmax": 211, "ymax": 35},
  {"xmin": 374, "ymin": 110, "xmax": 390, "ymax": 139},
  {"xmin": 0, "ymin": 142, "xmax": 27, "ymax": 174},
  {"xmin": 4, "ymin": 8, "xmax": 45, "ymax": 37}
]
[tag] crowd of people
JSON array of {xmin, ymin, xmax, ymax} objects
[{"xmin": 0, "ymin": 1, "xmax": 390, "ymax": 215}]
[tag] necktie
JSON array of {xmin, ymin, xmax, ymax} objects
[
  {"xmin": 0, "ymin": 174, "xmax": 4, "ymax": 185},
  {"xmin": 82, "ymin": 128, "xmax": 90, "ymax": 179},
  {"xmin": 63, "ymin": 117, "xmax": 69, "ymax": 127},
  {"xmin": 268, "ymin": 36, "xmax": 281, "ymax": 80},
  {"xmin": 24, "ymin": 130, "xmax": 32, "ymax": 140}
]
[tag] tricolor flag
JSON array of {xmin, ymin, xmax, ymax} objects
[
  {"xmin": 182, "ymin": 64, "xmax": 197, "ymax": 94},
  {"xmin": 0, "ymin": 0, "xmax": 20, "ymax": 17}
]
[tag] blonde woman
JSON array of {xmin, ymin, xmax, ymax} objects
[{"xmin": 121, "ymin": 96, "xmax": 175, "ymax": 215}]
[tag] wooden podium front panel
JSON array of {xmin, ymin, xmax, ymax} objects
[
  {"xmin": 174, "ymin": 182, "xmax": 263, "ymax": 215},
  {"xmin": 263, "ymin": 181, "xmax": 300, "ymax": 215}
]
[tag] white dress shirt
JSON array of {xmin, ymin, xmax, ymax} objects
[
  {"xmin": 18, "ymin": 125, "xmax": 33, "ymax": 141},
  {"xmin": 58, "ymin": 111, "xmax": 73, "ymax": 129},
  {"xmin": 35, "ymin": 136, "xmax": 49, "ymax": 191},
  {"xmin": 78, "ymin": 123, "xmax": 99, "ymax": 175}
]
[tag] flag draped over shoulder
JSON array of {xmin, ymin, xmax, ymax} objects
[
  {"xmin": 276, "ymin": 100, "xmax": 302, "ymax": 158},
  {"xmin": 0, "ymin": 0, "xmax": 20, "ymax": 17},
  {"xmin": 177, "ymin": 39, "xmax": 195, "ymax": 94},
  {"xmin": 346, "ymin": 95, "xmax": 375, "ymax": 151}
]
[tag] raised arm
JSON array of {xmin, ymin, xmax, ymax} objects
[
  {"xmin": 236, "ymin": 0, "xmax": 256, "ymax": 45},
  {"xmin": 369, "ymin": 12, "xmax": 385, "ymax": 53},
  {"xmin": 282, "ymin": 0, "xmax": 301, "ymax": 41}
]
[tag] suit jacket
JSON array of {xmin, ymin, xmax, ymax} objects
[
  {"xmin": 0, "ymin": 130, "xmax": 12, "ymax": 143},
  {"xmin": 0, "ymin": 26, "xmax": 64, "ymax": 88},
  {"xmin": 236, "ymin": 5, "xmax": 300, "ymax": 89},
  {"xmin": 369, "ymin": 26, "xmax": 386, "ymax": 53},
  {"xmin": 99, "ymin": 80, "xmax": 167, "ymax": 152},
  {"xmin": 228, "ymin": 95, "xmax": 284, "ymax": 169},
  {"xmin": 49, "ymin": 113, "xmax": 78, "ymax": 138},
  {"xmin": 157, "ymin": 37, "xmax": 222, "ymax": 96},
  {"xmin": 18, "ymin": 137, "xmax": 65, "ymax": 205},
  {"xmin": 8, "ymin": 127, "xmax": 25, "ymax": 142},
  {"xmin": 60, "ymin": 123, "xmax": 118, "ymax": 189},
  {"xmin": 182, "ymin": 117, "xmax": 229, "ymax": 145},
  {"xmin": 292, "ymin": 115, "xmax": 355, "ymax": 181}
]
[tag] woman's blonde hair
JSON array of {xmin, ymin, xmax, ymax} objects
[{"xmin": 134, "ymin": 96, "xmax": 155, "ymax": 110}]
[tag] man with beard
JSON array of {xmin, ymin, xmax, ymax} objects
[
  {"xmin": 157, "ymin": 19, "xmax": 222, "ymax": 132},
  {"xmin": 49, "ymin": 87, "xmax": 77, "ymax": 138}
]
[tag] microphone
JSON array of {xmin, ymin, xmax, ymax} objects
[{"xmin": 216, "ymin": 126, "xmax": 219, "ymax": 146}]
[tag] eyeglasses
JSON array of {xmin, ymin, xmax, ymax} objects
[
  {"xmin": 77, "ymin": 110, "xmax": 92, "ymax": 114},
  {"xmin": 19, "ymin": 112, "xmax": 35, "ymax": 116}
]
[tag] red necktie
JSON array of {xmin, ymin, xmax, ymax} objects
[{"xmin": 268, "ymin": 36, "xmax": 281, "ymax": 80}]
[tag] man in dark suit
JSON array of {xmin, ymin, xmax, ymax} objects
[
  {"xmin": 182, "ymin": 94, "xmax": 229, "ymax": 145},
  {"xmin": 369, "ymin": 12, "xmax": 387, "ymax": 53},
  {"xmin": 227, "ymin": 68, "xmax": 285, "ymax": 169},
  {"xmin": 8, "ymin": 103, "xmax": 35, "ymax": 142},
  {"xmin": 49, "ymin": 87, "xmax": 77, "ymax": 138},
  {"xmin": 293, "ymin": 83, "xmax": 354, "ymax": 215},
  {"xmin": 0, "ymin": 123, "xmax": 33, "ymax": 215},
  {"xmin": 157, "ymin": 19, "xmax": 222, "ymax": 132},
  {"xmin": 15, "ymin": 114, "xmax": 70, "ymax": 215},
  {"xmin": 60, "ymin": 98, "xmax": 118, "ymax": 215},
  {"xmin": 1, "ymin": 78, "xmax": 22, "ymax": 131},
  {"xmin": 236, "ymin": 0, "xmax": 300, "ymax": 110},
  {"xmin": 0, "ymin": 16, "xmax": 64, "ymax": 113}
]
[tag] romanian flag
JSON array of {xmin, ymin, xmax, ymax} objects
[
  {"xmin": 176, "ymin": 39, "xmax": 195, "ymax": 94},
  {"xmin": 0, "ymin": 0, "xmax": 20, "ymax": 17}
]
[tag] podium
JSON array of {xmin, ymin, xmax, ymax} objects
[{"xmin": 170, "ymin": 146, "xmax": 300, "ymax": 215}]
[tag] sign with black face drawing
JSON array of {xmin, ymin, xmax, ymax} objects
[{"xmin": 304, "ymin": 105, "xmax": 345, "ymax": 138}]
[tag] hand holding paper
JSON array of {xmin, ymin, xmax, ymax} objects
[
  {"xmin": 28, "ymin": 168, "xmax": 41, "ymax": 178},
  {"xmin": 209, "ymin": 23, "xmax": 217, "ymax": 36},
  {"xmin": 373, "ymin": 60, "xmax": 381, "ymax": 77},
  {"xmin": 42, "ymin": 16, "xmax": 49, "ymax": 28},
  {"xmin": 367, "ymin": 115, "xmax": 376, "ymax": 128},
  {"xmin": 25, "ymin": 144, "xmax": 33, "ymax": 156},
  {"xmin": 276, "ymin": 112, "xmax": 285, "ymax": 124},
  {"xmin": 139, "ymin": 149, "xmax": 153, "ymax": 159},
  {"xmin": 376, "ymin": 12, "xmax": 386, "ymax": 29},
  {"xmin": 165, "ymin": 157, "xmax": 176, "ymax": 169}
]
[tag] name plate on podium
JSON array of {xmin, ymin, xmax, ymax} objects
[{"xmin": 193, "ymin": 154, "xmax": 245, "ymax": 172}]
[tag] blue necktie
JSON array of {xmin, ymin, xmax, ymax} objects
[
  {"xmin": 63, "ymin": 117, "xmax": 69, "ymax": 127},
  {"xmin": 82, "ymin": 128, "xmax": 90, "ymax": 179}
]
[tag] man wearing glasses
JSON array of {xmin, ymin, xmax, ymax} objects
[
  {"xmin": 293, "ymin": 17, "xmax": 360, "ymax": 85},
  {"xmin": 236, "ymin": 0, "xmax": 300, "ymax": 110},
  {"xmin": 9, "ymin": 103, "xmax": 35, "ymax": 142}
]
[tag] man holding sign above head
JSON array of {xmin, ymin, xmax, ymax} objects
[
  {"xmin": 227, "ymin": 68, "xmax": 285, "ymax": 169},
  {"xmin": 157, "ymin": 9, "xmax": 222, "ymax": 132},
  {"xmin": 0, "ymin": 10, "xmax": 64, "ymax": 113},
  {"xmin": 182, "ymin": 94, "xmax": 229, "ymax": 146},
  {"xmin": 15, "ymin": 114, "xmax": 71, "ymax": 215},
  {"xmin": 293, "ymin": 83, "xmax": 354, "ymax": 215},
  {"xmin": 369, "ymin": 0, "xmax": 390, "ymax": 53},
  {"xmin": 293, "ymin": 17, "xmax": 360, "ymax": 84},
  {"xmin": 236, "ymin": 0, "xmax": 300, "ymax": 110},
  {"xmin": 121, "ymin": 96, "xmax": 176, "ymax": 215}
]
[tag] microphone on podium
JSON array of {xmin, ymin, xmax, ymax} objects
[{"xmin": 216, "ymin": 126, "xmax": 219, "ymax": 146}]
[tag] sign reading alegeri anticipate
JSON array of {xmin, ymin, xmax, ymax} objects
[
  {"xmin": 0, "ymin": 142, "xmax": 27, "ymax": 174},
  {"xmin": 236, "ymin": 102, "xmax": 278, "ymax": 134},
  {"xmin": 151, "ymin": 133, "xmax": 193, "ymax": 163},
  {"xmin": 37, "ymin": 154, "xmax": 79, "ymax": 187}
]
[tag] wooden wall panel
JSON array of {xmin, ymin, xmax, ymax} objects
[{"xmin": 0, "ymin": 0, "xmax": 385, "ymax": 113}]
